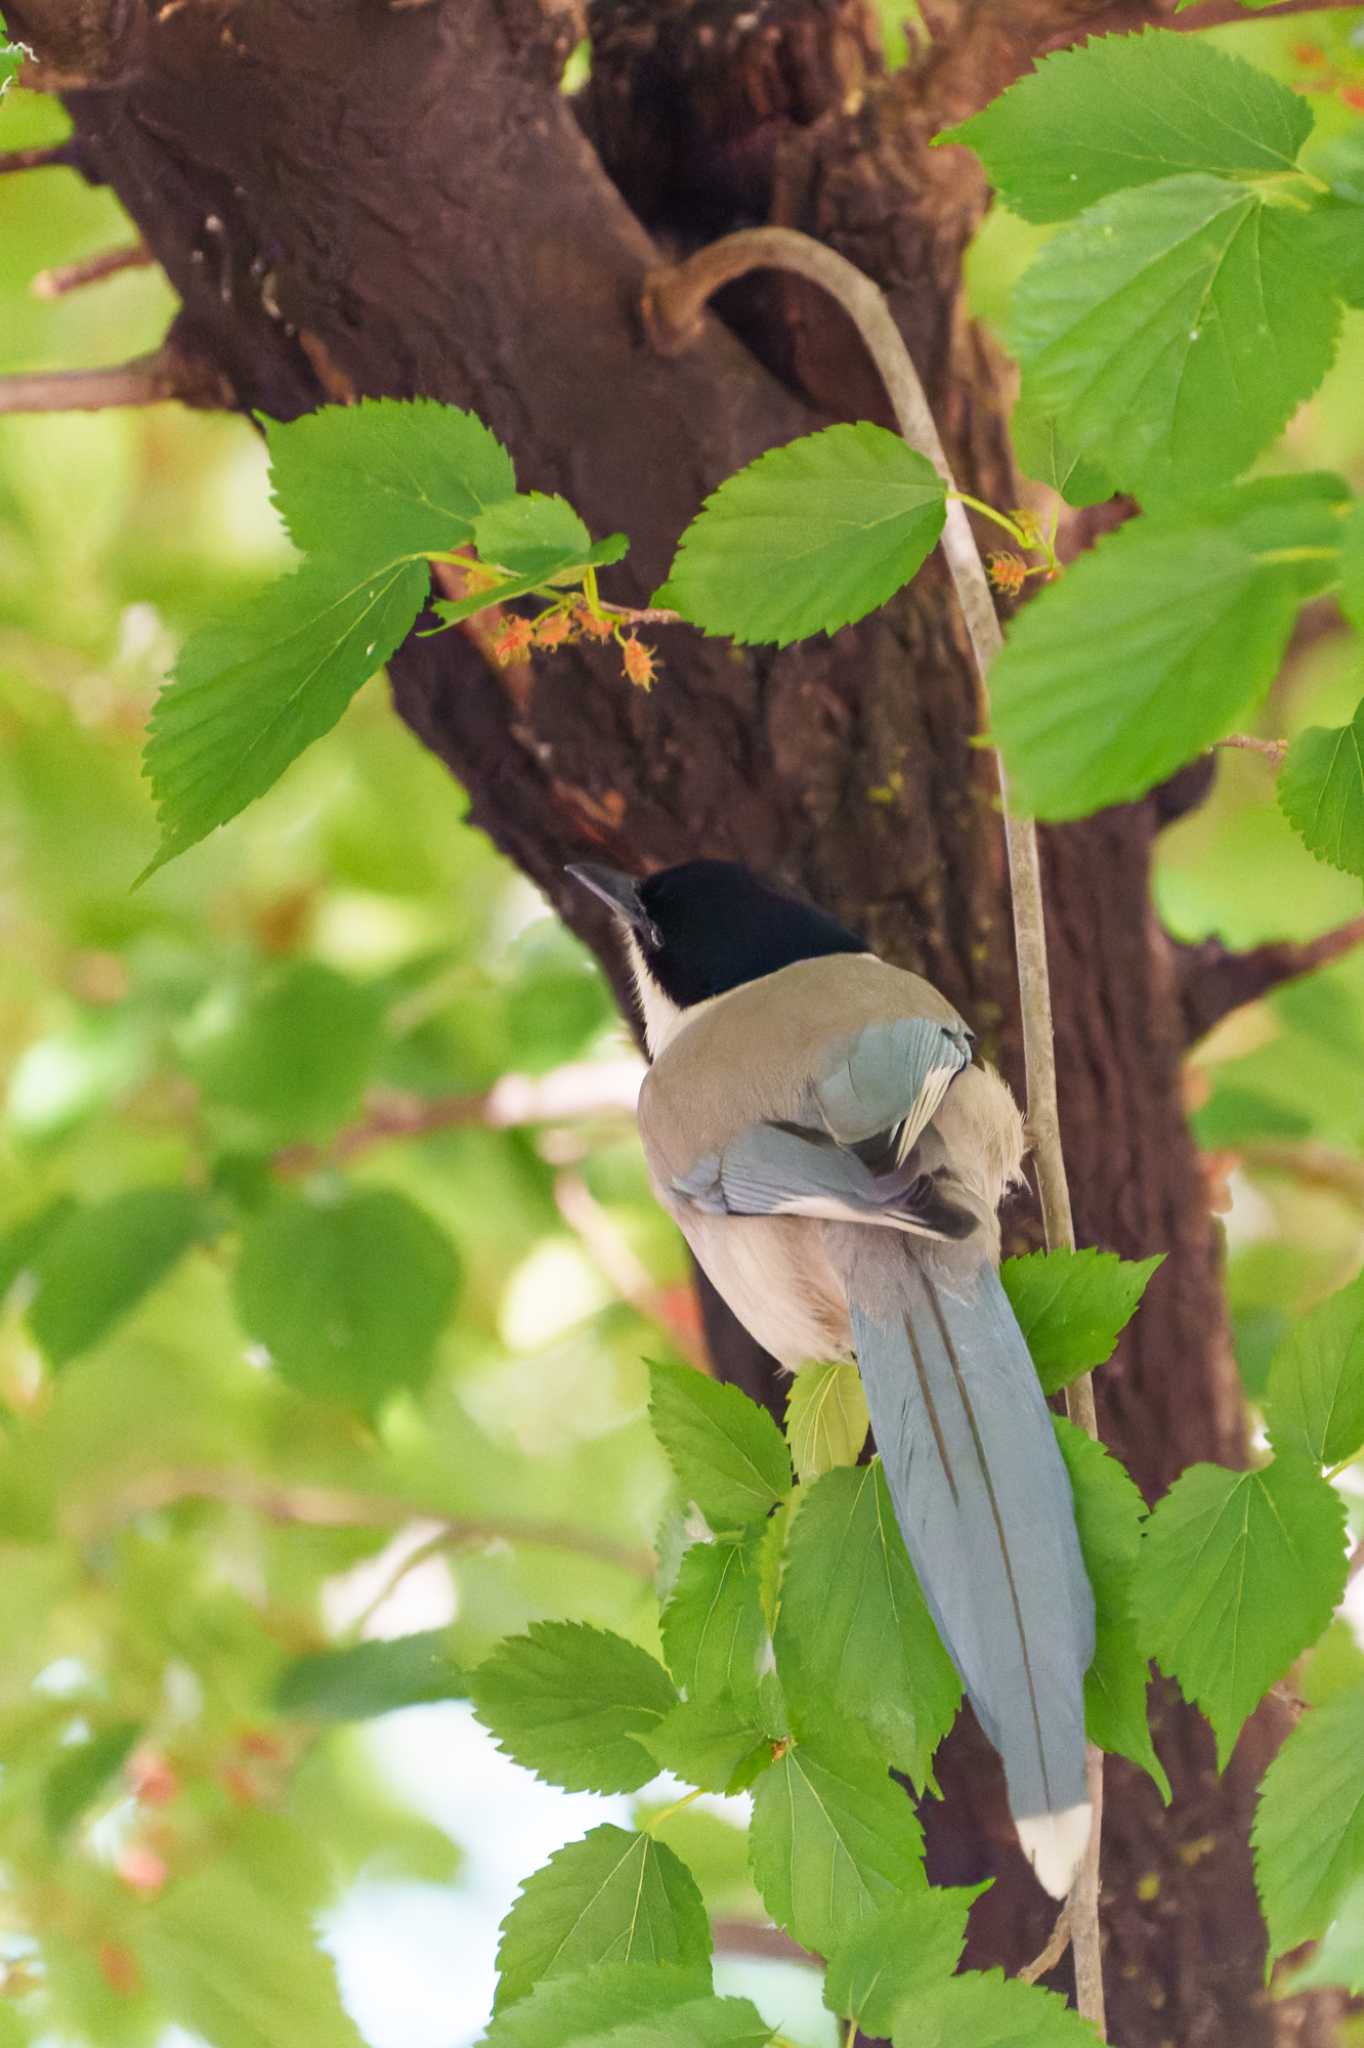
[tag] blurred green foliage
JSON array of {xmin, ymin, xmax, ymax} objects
[{"xmin": 2, "ymin": 13, "xmax": 1364, "ymax": 2043}]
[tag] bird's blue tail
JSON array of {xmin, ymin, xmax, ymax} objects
[{"xmin": 848, "ymin": 1255, "xmax": 1095, "ymax": 1895}]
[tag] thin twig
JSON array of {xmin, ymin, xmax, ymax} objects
[
  {"xmin": 0, "ymin": 341, "xmax": 231, "ymax": 416},
  {"xmin": 1213, "ymin": 734, "xmax": 1288, "ymax": 769},
  {"xmin": 644, "ymin": 225, "xmax": 1105, "ymax": 2034},
  {"xmin": 32, "ymin": 242, "xmax": 152, "ymax": 299},
  {"xmin": 554, "ymin": 1167, "xmax": 709, "ymax": 1368},
  {"xmin": 0, "ymin": 140, "xmax": 81, "ymax": 175},
  {"xmin": 69, "ymin": 1468, "xmax": 655, "ymax": 1578},
  {"xmin": 1020, "ymin": 1904, "xmax": 1073, "ymax": 1985},
  {"xmin": 274, "ymin": 1057, "xmax": 644, "ymax": 1174},
  {"xmin": 1236, "ymin": 1140, "xmax": 1364, "ymax": 1211}
]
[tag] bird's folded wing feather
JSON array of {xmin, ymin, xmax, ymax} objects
[{"xmin": 669, "ymin": 1017, "xmax": 975, "ymax": 1237}]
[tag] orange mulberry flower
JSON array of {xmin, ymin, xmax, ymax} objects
[
  {"xmin": 621, "ymin": 637, "xmax": 658, "ymax": 690},
  {"xmin": 491, "ymin": 616, "xmax": 534, "ymax": 665},
  {"xmin": 987, "ymin": 552, "xmax": 1027, "ymax": 597},
  {"xmin": 574, "ymin": 605, "xmax": 615, "ymax": 643},
  {"xmin": 534, "ymin": 610, "xmax": 573, "ymax": 650}
]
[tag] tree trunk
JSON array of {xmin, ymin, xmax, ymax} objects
[{"xmin": 9, "ymin": 0, "xmax": 1313, "ymax": 2037}]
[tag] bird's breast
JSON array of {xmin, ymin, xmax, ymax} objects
[{"xmin": 672, "ymin": 1207, "xmax": 852, "ymax": 1371}]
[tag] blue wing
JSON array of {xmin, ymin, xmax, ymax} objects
[{"xmin": 670, "ymin": 1016, "xmax": 974, "ymax": 1238}]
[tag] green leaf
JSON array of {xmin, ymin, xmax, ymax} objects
[
  {"xmin": 749, "ymin": 1725, "xmax": 924, "ymax": 1955},
  {"xmin": 890, "ymin": 1969, "xmax": 1102, "ymax": 2048},
  {"xmin": 474, "ymin": 493, "xmax": 626, "ymax": 579},
  {"xmin": 43, "ymin": 1721, "xmax": 141, "ymax": 1836},
  {"xmin": 988, "ymin": 476, "xmax": 1346, "ymax": 820},
  {"xmin": 141, "ymin": 550, "xmax": 429, "ymax": 876},
  {"xmin": 233, "ymin": 1184, "xmax": 460, "ymax": 1409},
  {"xmin": 274, "ymin": 1631, "xmax": 467, "ymax": 1720},
  {"xmin": 1, "ymin": 38, "xmax": 21, "ymax": 96},
  {"xmin": 773, "ymin": 1463, "xmax": 960, "ymax": 1789},
  {"xmin": 1010, "ymin": 177, "xmax": 1339, "ymax": 499},
  {"xmin": 1001, "ymin": 1247, "xmax": 1164, "ymax": 1393},
  {"xmin": 1264, "ymin": 1268, "xmax": 1364, "ymax": 1469},
  {"xmin": 1287, "ymin": 1870, "xmax": 1364, "ymax": 1995},
  {"xmin": 1009, "ymin": 393, "xmax": 1114, "ymax": 510},
  {"xmin": 264, "ymin": 400, "xmax": 516, "ymax": 558},
  {"xmin": 481, "ymin": 1965, "xmax": 771, "ymax": 2048},
  {"xmin": 660, "ymin": 1532, "xmax": 769, "ymax": 1714},
  {"xmin": 27, "ymin": 1187, "xmax": 214, "ymax": 1367},
  {"xmin": 1300, "ymin": 197, "xmax": 1364, "ymax": 313},
  {"xmin": 1279, "ymin": 699, "xmax": 1364, "ymax": 883},
  {"xmin": 1133, "ymin": 1452, "xmax": 1347, "ymax": 1766},
  {"xmin": 936, "ymin": 30, "xmax": 1312, "ymax": 223},
  {"xmin": 784, "ymin": 1361, "xmax": 870, "ymax": 1481},
  {"xmin": 654, "ymin": 423, "xmax": 946, "ymax": 647},
  {"xmin": 1054, "ymin": 1420, "xmax": 1169, "ymax": 1800},
  {"xmin": 648, "ymin": 1359, "xmax": 792, "ymax": 1529},
  {"xmin": 1344, "ymin": 499, "xmax": 1364, "ymax": 635},
  {"xmin": 641, "ymin": 1697, "xmax": 772, "ymax": 1796},
  {"xmin": 1253, "ymin": 1682, "xmax": 1364, "ymax": 1960},
  {"xmin": 428, "ymin": 568, "xmax": 559, "ymax": 629},
  {"xmin": 471, "ymin": 1620, "xmax": 678, "ymax": 1795},
  {"xmin": 495, "ymin": 1826, "xmax": 711, "ymax": 2011},
  {"xmin": 140, "ymin": 1862, "xmax": 367, "ymax": 2048},
  {"xmin": 824, "ymin": 1883, "xmax": 986, "ymax": 2036},
  {"xmin": 0, "ymin": 1194, "xmax": 78, "ymax": 1304},
  {"xmin": 179, "ymin": 959, "xmax": 383, "ymax": 1144}
]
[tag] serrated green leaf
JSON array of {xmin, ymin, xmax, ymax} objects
[
  {"xmin": 773, "ymin": 1463, "xmax": 960, "ymax": 1789},
  {"xmin": 784, "ymin": 1361, "xmax": 870, "ymax": 1481},
  {"xmin": 264, "ymin": 400, "xmax": 516, "ymax": 558},
  {"xmin": 1009, "ymin": 393, "xmax": 1114, "ymax": 509},
  {"xmin": 474, "ymin": 492, "xmax": 619, "ymax": 581},
  {"xmin": 824, "ymin": 1882, "xmax": 986, "ymax": 2035},
  {"xmin": 233, "ymin": 1184, "xmax": 460, "ymax": 1409},
  {"xmin": 1278, "ymin": 700, "xmax": 1364, "ymax": 883},
  {"xmin": 43, "ymin": 1721, "xmax": 141, "ymax": 1836},
  {"xmin": 428, "ymin": 567, "xmax": 554, "ymax": 628},
  {"xmin": 1133, "ymin": 1452, "xmax": 1347, "ymax": 1766},
  {"xmin": 648, "ymin": 1359, "xmax": 791, "ymax": 1529},
  {"xmin": 890, "ymin": 1968, "xmax": 1102, "ymax": 2048},
  {"xmin": 481, "ymin": 1965, "xmax": 770, "ymax": 2048},
  {"xmin": 655, "ymin": 423, "xmax": 946, "ymax": 647},
  {"xmin": 937, "ymin": 30, "xmax": 1312, "ymax": 223},
  {"xmin": 1287, "ymin": 1871, "xmax": 1364, "ymax": 1995},
  {"xmin": 641, "ymin": 1697, "xmax": 772, "ymax": 1795},
  {"xmin": 1264, "ymin": 1268, "xmax": 1364, "ymax": 1470},
  {"xmin": 179, "ymin": 959, "xmax": 383, "ymax": 1144},
  {"xmin": 1002, "ymin": 1247, "xmax": 1164, "ymax": 1393},
  {"xmin": 1010, "ymin": 177, "xmax": 1339, "ymax": 500},
  {"xmin": 142, "ymin": 550, "xmax": 429, "ymax": 876},
  {"xmin": 27, "ymin": 1187, "xmax": 215, "ymax": 1367},
  {"xmin": 471, "ymin": 1621, "xmax": 677, "ymax": 1795},
  {"xmin": 1054, "ymin": 1420, "xmax": 1169, "ymax": 1800},
  {"xmin": 1300, "ymin": 197, "xmax": 1364, "ymax": 312},
  {"xmin": 495, "ymin": 1826, "xmax": 711, "ymax": 2011},
  {"xmin": 1254, "ymin": 1682, "xmax": 1364, "ymax": 1960},
  {"xmin": 660, "ymin": 1532, "xmax": 769, "ymax": 1714},
  {"xmin": 989, "ymin": 476, "xmax": 1346, "ymax": 819},
  {"xmin": 749, "ymin": 1724, "xmax": 924, "ymax": 1955},
  {"xmin": 1345, "ymin": 499, "xmax": 1364, "ymax": 635},
  {"xmin": 274, "ymin": 1632, "xmax": 467, "ymax": 1720},
  {"xmin": 0, "ymin": 40, "xmax": 21, "ymax": 96}
]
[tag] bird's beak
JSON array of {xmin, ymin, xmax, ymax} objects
[{"xmin": 565, "ymin": 863, "xmax": 657, "ymax": 942}]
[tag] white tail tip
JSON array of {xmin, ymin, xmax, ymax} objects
[{"xmin": 1016, "ymin": 1802, "xmax": 1093, "ymax": 1897}]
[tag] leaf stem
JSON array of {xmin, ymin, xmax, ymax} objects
[
  {"xmin": 843, "ymin": 2018, "xmax": 858, "ymax": 2048},
  {"xmin": 643, "ymin": 224, "xmax": 1106, "ymax": 2037},
  {"xmin": 642, "ymin": 1786, "xmax": 705, "ymax": 1832},
  {"xmin": 950, "ymin": 491, "xmax": 1029, "ymax": 546}
]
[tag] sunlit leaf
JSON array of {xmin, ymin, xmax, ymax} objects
[
  {"xmin": 1002, "ymin": 1247, "xmax": 1164, "ymax": 1393},
  {"xmin": 784, "ymin": 1361, "xmax": 869, "ymax": 1481},
  {"xmin": 1254, "ymin": 1682, "xmax": 1364, "ymax": 1960},
  {"xmin": 648, "ymin": 1359, "xmax": 791, "ymax": 1529},
  {"xmin": 472, "ymin": 1621, "xmax": 677, "ymax": 1795}
]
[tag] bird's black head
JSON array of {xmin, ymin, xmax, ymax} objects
[{"xmin": 568, "ymin": 858, "xmax": 864, "ymax": 1011}]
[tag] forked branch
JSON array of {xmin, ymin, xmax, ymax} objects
[{"xmin": 1176, "ymin": 913, "xmax": 1364, "ymax": 1045}]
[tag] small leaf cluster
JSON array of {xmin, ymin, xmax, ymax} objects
[
  {"xmin": 141, "ymin": 402, "xmax": 637, "ymax": 878},
  {"xmin": 471, "ymin": 1250, "xmax": 1169, "ymax": 2040}
]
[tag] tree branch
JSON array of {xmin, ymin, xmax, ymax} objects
[
  {"xmin": 0, "ymin": 338, "xmax": 232, "ymax": 416},
  {"xmin": 1213, "ymin": 734, "xmax": 1287, "ymax": 770},
  {"xmin": 1176, "ymin": 914, "xmax": 1364, "ymax": 1045},
  {"xmin": 69, "ymin": 1468, "xmax": 655, "ymax": 1578},
  {"xmin": 32, "ymin": 241, "xmax": 152, "ymax": 299},
  {"xmin": 1236, "ymin": 1140, "xmax": 1364, "ymax": 1210},
  {"xmin": 644, "ymin": 225, "xmax": 1105, "ymax": 2035},
  {"xmin": 273, "ymin": 1057, "xmax": 644, "ymax": 1174},
  {"xmin": 0, "ymin": 140, "xmax": 84, "ymax": 176}
]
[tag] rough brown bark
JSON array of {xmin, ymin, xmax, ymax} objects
[{"xmin": 7, "ymin": 1, "xmax": 1322, "ymax": 2039}]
